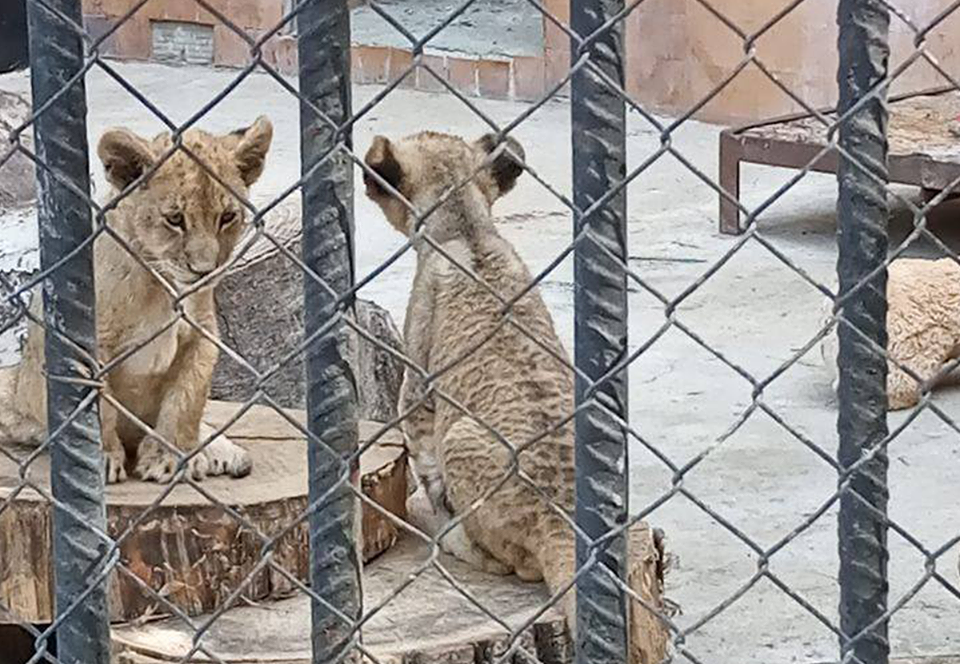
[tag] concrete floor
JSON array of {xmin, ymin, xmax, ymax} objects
[
  {"xmin": 1, "ymin": 61, "xmax": 958, "ymax": 663},
  {"xmin": 352, "ymin": 0, "xmax": 543, "ymax": 58}
]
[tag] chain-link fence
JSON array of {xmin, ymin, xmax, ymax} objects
[{"xmin": 1, "ymin": 0, "xmax": 959, "ymax": 663}]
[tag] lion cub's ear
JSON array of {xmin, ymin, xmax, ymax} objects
[
  {"xmin": 233, "ymin": 116, "xmax": 273, "ymax": 186},
  {"xmin": 98, "ymin": 129, "xmax": 156, "ymax": 190},
  {"xmin": 363, "ymin": 135, "xmax": 403, "ymax": 199},
  {"xmin": 475, "ymin": 133, "xmax": 525, "ymax": 197}
]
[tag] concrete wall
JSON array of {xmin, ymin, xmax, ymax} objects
[
  {"xmin": 82, "ymin": 0, "xmax": 960, "ymax": 123},
  {"xmin": 81, "ymin": 0, "xmax": 547, "ymax": 102},
  {"xmin": 83, "ymin": 0, "xmax": 290, "ymax": 69},
  {"xmin": 532, "ymin": 0, "xmax": 960, "ymax": 122},
  {"xmin": 151, "ymin": 20, "xmax": 215, "ymax": 65},
  {"xmin": 619, "ymin": 0, "xmax": 960, "ymax": 123}
]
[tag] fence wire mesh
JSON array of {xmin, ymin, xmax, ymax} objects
[{"xmin": 1, "ymin": 0, "xmax": 959, "ymax": 664}]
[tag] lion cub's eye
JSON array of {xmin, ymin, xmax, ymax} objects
[
  {"xmin": 219, "ymin": 211, "xmax": 237, "ymax": 229},
  {"xmin": 164, "ymin": 212, "xmax": 185, "ymax": 230}
]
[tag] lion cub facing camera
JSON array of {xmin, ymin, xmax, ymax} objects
[
  {"xmin": 0, "ymin": 118, "xmax": 273, "ymax": 483},
  {"xmin": 364, "ymin": 130, "xmax": 669, "ymax": 663}
]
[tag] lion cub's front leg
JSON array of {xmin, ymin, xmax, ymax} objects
[
  {"xmin": 401, "ymin": 371, "xmax": 445, "ymax": 508},
  {"xmin": 99, "ymin": 399, "xmax": 127, "ymax": 483},
  {"xmin": 135, "ymin": 335, "xmax": 250, "ymax": 482},
  {"xmin": 401, "ymin": 262, "xmax": 448, "ymax": 516}
]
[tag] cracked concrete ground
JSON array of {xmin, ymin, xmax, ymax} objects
[{"xmin": 1, "ymin": 61, "xmax": 958, "ymax": 662}]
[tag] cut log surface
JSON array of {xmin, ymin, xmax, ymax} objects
[
  {"xmin": 113, "ymin": 536, "xmax": 572, "ymax": 664},
  {"xmin": 0, "ymin": 401, "xmax": 406, "ymax": 625}
]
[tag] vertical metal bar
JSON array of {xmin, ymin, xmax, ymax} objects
[
  {"xmin": 835, "ymin": 1, "xmax": 890, "ymax": 663},
  {"xmin": 26, "ymin": 1, "xmax": 110, "ymax": 662},
  {"xmin": 571, "ymin": 0, "xmax": 629, "ymax": 662},
  {"xmin": 296, "ymin": 0, "xmax": 361, "ymax": 662}
]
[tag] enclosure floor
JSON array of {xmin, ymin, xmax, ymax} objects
[
  {"xmin": 351, "ymin": 0, "xmax": 543, "ymax": 58},
  {"xmin": 1, "ymin": 62, "xmax": 958, "ymax": 662}
]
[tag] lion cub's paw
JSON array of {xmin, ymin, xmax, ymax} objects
[
  {"xmin": 104, "ymin": 449, "xmax": 127, "ymax": 484},
  {"xmin": 199, "ymin": 422, "xmax": 253, "ymax": 478},
  {"xmin": 135, "ymin": 437, "xmax": 210, "ymax": 483}
]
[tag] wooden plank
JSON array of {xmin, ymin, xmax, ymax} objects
[
  {"xmin": 0, "ymin": 402, "xmax": 406, "ymax": 624},
  {"xmin": 719, "ymin": 88, "xmax": 960, "ymax": 234},
  {"xmin": 736, "ymin": 90, "xmax": 960, "ymax": 163}
]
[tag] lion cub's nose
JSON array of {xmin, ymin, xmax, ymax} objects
[
  {"xmin": 186, "ymin": 255, "xmax": 217, "ymax": 277},
  {"xmin": 186, "ymin": 238, "xmax": 219, "ymax": 276}
]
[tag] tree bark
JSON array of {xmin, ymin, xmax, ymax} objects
[
  {"xmin": 0, "ymin": 89, "xmax": 37, "ymax": 367},
  {"xmin": 211, "ymin": 197, "xmax": 404, "ymax": 424},
  {"xmin": 0, "ymin": 401, "xmax": 407, "ymax": 624}
]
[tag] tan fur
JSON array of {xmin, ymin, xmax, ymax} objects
[
  {"xmin": 365, "ymin": 130, "xmax": 669, "ymax": 662},
  {"xmin": 821, "ymin": 258, "xmax": 960, "ymax": 410},
  {"xmin": 0, "ymin": 118, "xmax": 273, "ymax": 483}
]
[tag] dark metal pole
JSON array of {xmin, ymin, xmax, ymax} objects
[
  {"xmin": 835, "ymin": 1, "xmax": 890, "ymax": 663},
  {"xmin": 27, "ymin": 1, "xmax": 110, "ymax": 662},
  {"xmin": 571, "ymin": 0, "xmax": 629, "ymax": 663},
  {"xmin": 296, "ymin": 0, "xmax": 361, "ymax": 662}
]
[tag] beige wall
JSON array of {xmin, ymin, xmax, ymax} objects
[
  {"xmin": 83, "ymin": 0, "xmax": 290, "ymax": 68},
  {"xmin": 84, "ymin": 0, "xmax": 960, "ymax": 124},
  {"xmin": 622, "ymin": 0, "xmax": 960, "ymax": 123},
  {"xmin": 82, "ymin": 0, "xmax": 548, "ymax": 102}
]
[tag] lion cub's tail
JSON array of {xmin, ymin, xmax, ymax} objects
[{"xmin": 539, "ymin": 519, "xmax": 672, "ymax": 664}]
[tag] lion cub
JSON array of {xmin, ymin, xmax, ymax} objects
[
  {"xmin": 0, "ymin": 118, "xmax": 273, "ymax": 483},
  {"xmin": 364, "ymin": 130, "xmax": 668, "ymax": 662}
]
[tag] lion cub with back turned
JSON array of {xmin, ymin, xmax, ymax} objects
[
  {"xmin": 364, "ymin": 131, "xmax": 669, "ymax": 663},
  {"xmin": 0, "ymin": 118, "xmax": 272, "ymax": 483}
]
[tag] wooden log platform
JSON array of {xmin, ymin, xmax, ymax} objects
[
  {"xmin": 0, "ymin": 401, "xmax": 407, "ymax": 625},
  {"xmin": 112, "ymin": 536, "xmax": 571, "ymax": 664},
  {"xmin": 108, "ymin": 539, "xmax": 960, "ymax": 664}
]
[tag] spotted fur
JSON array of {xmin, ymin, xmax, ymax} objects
[
  {"xmin": 821, "ymin": 257, "xmax": 960, "ymax": 410},
  {"xmin": 365, "ymin": 130, "xmax": 670, "ymax": 662}
]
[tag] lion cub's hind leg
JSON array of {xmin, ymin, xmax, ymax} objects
[
  {"xmin": 406, "ymin": 467, "xmax": 512, "ymax": 576},
  {"xmin": 433, "ymin": 417, "xmax": 518, "ymax": 576},
  {"xmin": 443, "ymin": 523, "xmax": 512, "ymax": 576}
]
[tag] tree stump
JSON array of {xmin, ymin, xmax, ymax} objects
[
  {"xmin": 0, "ymin": 88, "xmax": 37, "ymax": 367},
  {"xmin": 111, "ymin": 529, "xmax": 672, "ymax": 664},
  {"xmin": 0, "ymin": 401, "xmax": 407, "ymax": 625},
  {"xmin": 112, "ymin": 537, "xmax": 573, "ymax": 664},
  {"xmin": 211, "ymin": 196, "xmax": 405, "ymax": 424},
  {"xmin": 0, "ymin": 89, "xmax": 33, "ymax": 211}
]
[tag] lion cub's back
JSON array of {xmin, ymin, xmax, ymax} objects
[{"xmin": 429, "ymin": 239, "xmax": 575, "ymax": 482}]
